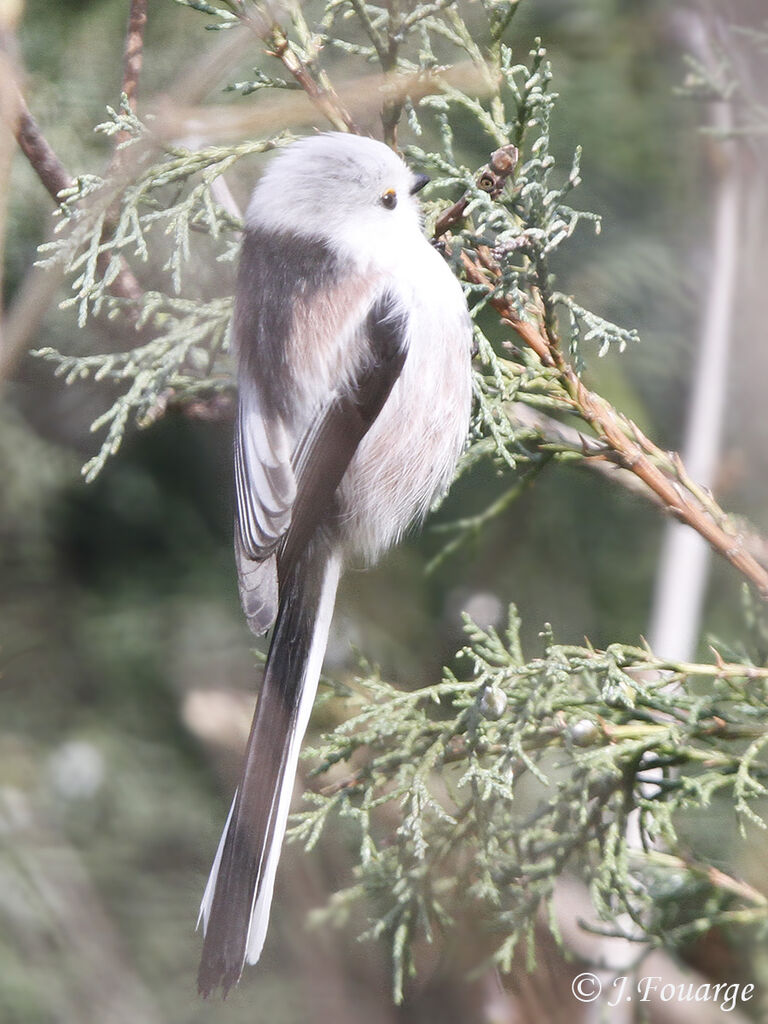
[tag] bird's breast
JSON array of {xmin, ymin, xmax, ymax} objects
[{"xmin": 338, "ymin": 250, "xmax": 473, "ymax": 563}]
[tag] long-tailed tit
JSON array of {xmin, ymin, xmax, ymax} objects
[{"xmin": 197, "ymin": 132, "xmax": 473, "ymax": 995}]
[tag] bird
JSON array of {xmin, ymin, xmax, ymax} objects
[{"xmin": 197, "ymin": 131, "xmax": 473, "ymax": 996}]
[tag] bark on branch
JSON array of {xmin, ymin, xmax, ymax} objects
[
  {"xmin": 121, "ymin": 0, "xmax": 147, "ymax": 113},
  {"xmin": 460, "ymin": 242, "xmax": 768, "ymax": 598},
  {"xmin": 231, "ymin": 5, "xmax": 359, "ymax": 134},
  {"xmin": 14, "ymin": 94, "xmax": 74, "ymax": 203},
  {"xmin": 1, "ymin": 12, "xmax": 144, "ymax": 319},
  {"xmin": 115, "ymin": 0, "xmax": 148, "ymax": 149},
  {"xmin": 434, "ymin": 144, "xmax": 518, "ymax": 239}
]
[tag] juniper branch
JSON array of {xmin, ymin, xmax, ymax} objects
[
  {"xmin": 526, "ymin": 291, "xmax": 767, "ymax": 593},
  {"xmin": 294, "ymin": 610, "xmax": 768, "ymax": 995},
  {"xmin": 184, "ymin": 0, "xmax": 360, "ymax": 132},
  {"xmin": 5, "ymin": 76, "xmax": 143, "ymax": 305},
  {"xmin": 122, "ymin": 0, "xmax": 147, "ymax": 115},
  {"xmin": 116, "ymin": 0, "xmax": 148, "ymax": 147},
  {"xmin": 453, "ymin": 164, "xmax": 768, "ymax": 598}
]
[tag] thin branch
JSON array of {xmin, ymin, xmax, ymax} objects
[
  {"xmin": 104, "ymin": 0, "xmax": 149, "ymax": 288},
  {"xmin": 649, "ymin": 20, "xmax": 742, "ymax": 661},
  {"xmin": 265, "ymin": 22, "xmax": 358, "ymax": 133},
  {"xmin": 229, "ymin": 4, "xmax": 359, "ymax": 133},
  {"xmin": 509, "ymin": 402, "xmax": 768, "ymax": 571},
  {"xmin": 13, "ymin": 87, "xmax": 73, "ymax": 203},
  {"xmin": 151, "ymin": 61, "xmax": 487, "ymax": 142},
  {"xmin": 122, "ymin": 0, "xmax": 147, "ymax": 111},
  {"xmin": 0, "ymin": 65, "xmax": 142, "ymax": 382},
  {"xmin": 116, "ymin": 0, "xmax": 148, "ymax": 146},
  {"xmin": 434, "ymin": 144, "xmax": 518, "ymax": 238},
  {"xmin": 458, "ymin": 230, "xmax": 768, "ymax": 599},
  {"xmin": 1, "ymin": 26, "xmax": 253, "ymax": 384},
  {"xmin": 568, "ymin": 374, "xmax": 768, "ymax": 597},
  {"xmin": 461, "ymin": 250, "xmax": 552, "ymax": 365},
  {"xmin": 349, "ymin": 0, "xmax": 388, "ymax": 65},
  {"xmin": 4, "ymin": 74, "xmax": 143, "ymax": 306}
]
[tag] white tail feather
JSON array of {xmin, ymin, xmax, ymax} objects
[
  {"xmin": 245, "ymin": 552, "xmax": 341, "ymax": 964},
  {"xmin": 197, "ymin": 553, "xmax": 341, "ymax": 965},
  {"xmin": 198, "ymin": 790, "xmax": 237, "ymax": 932}
]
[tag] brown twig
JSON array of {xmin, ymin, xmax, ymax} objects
[
  {"xmin": 229, "ymin": 3, "xmax": 359, "ymax": 134},
  {"xmin": 3, "ymin": 67, "xmax": 142, "ymax": 303},
  {"xmin": 2, "ymin": 29, "xmax": 253, "ymax": 384},
  {"xmin": 1, "ymin": 65, "xmax": 143, "ymax": 371},
  {"xmin": 6, "ymin": 2, "xmax": 147, "ymax": 306},
  {"xmin": 266, "ymin": 23, "xmax": 359, "ymax": 133},
  {"xmin": 13, "ymin": 89, "xmax": 73, "ymax": 203},
  {"xmin": 461, "ymin": 232, "xmax": 768, "ymax": 597},
  {"xmin": 121, "ymin": 0, "xmax": 147, "ymax": 112},
  {"xmin": 434, "ymin": 144, "xmax": 518, "ymax": 239},
  {"xmin": 507, "ymin": 402, "xmax": 768, "ymax": 574},
  {"xmin": 99, "ymin": 0, "xmax": 149, "ymax": 295},
  {"xmin": 116, "ymin": 0, "xmax": 147, "ymax": 147},
  {"xmin": 570, "ymin": 378, "xmax": 768, "ymax": 596}
]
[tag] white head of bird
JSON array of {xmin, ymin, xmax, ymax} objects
[{"xmin": 246, "ymin": 133, "xmax": 429, "ymax": 262}]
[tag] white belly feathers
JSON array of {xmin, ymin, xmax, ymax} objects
[{"xmin": 338, "ymin": 245, "xmax": 473, "ymax": 561}]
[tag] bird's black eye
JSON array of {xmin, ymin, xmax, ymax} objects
[{"xmin": 380, "ymin": 189, "xmax": 397, "ymax": 210}]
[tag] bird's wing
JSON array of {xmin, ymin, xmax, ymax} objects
[
  {"xmin": 235, "ymin": 390, "xmax": 295, "ymax": 559},
  {"xmin": 233, "ymin": 390, "xmax": 295, "ymax": 633},
  {"xmin": 277, "ymin": 288, "xmax": 409, "ymax": 583},
  {"xmin": 234, "ymin": 284, "xmax": 409, "ymax": 631}
]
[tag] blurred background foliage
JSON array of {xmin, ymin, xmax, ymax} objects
[{"xmin": 2, "ymin": 0, "xmax": 768, "ymax": 1021}]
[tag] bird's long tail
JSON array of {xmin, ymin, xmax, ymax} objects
[{"xmin": 197, "ymin": 541, "xmax": 341, "ymax": 996}]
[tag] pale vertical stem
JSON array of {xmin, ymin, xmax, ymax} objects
[
  {"xmin": 648, "ymin": 103, "xmax": 739, "ymax": 662},
  {"xmin": 589, "ymin": 17, "xmax": 743, "ymax": 1024}
]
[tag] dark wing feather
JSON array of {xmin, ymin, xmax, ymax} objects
[
  {"xmin": 232, "ymin": 226, "xmax": 341, "ymax": 634},
  {"xmin": 234, "ymin": 278, "xmax": 408, "ymax": 631},
  {"xmin": 277, "ymin": 289, "xmax": 409, "ymax": 583}
]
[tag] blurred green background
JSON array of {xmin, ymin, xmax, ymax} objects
[{"xmin": 2, "ymin": 0, "xmax": 767, "ymax": 1021}]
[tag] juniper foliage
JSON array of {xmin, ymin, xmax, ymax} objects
[
  {"xmin": 297, "ymin": 604, "xmax": 768, "ymax": 999},
  {"xmin": 35, "ymin": 115, "xmax": 292, "ymax": 479}
]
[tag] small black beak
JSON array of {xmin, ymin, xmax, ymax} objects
[{"xmin": 410, "ymin": 173, "xmax": 430, "ymax": 195}]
